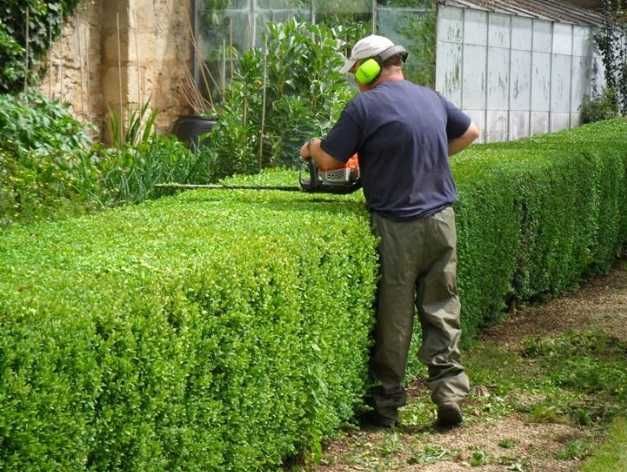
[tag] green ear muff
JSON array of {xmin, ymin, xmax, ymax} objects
[{"xmin": 355, "ymin": 58, "xmax": 382, "ymax": 85}]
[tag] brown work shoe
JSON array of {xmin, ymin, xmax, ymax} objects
[{"xmin": 436, "ymin": 402, "xmax": 463, "ymax": 429}]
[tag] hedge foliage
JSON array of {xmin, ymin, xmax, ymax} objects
[
  {"xmin": 0, "ymin": 190, "xmax": 378, "ymax": 470},
  {"xmin": 452, "ymin": 118, "xmax": 627, "ymax": 338},
  {"xmin": 0, "ymin": 119, "xmax": 626, "ymax": 470}
]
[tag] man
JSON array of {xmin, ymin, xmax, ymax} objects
[{"xmin": 300, "ymin": 34, "xmax": 480, "ymax": 429}]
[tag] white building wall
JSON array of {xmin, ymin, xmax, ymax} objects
[{"xmin": 435, "ymin": 5, "xmax": 597, "ymax": 142}]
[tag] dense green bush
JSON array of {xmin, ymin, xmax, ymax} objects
[
  {"xmin": 0, "ymin": 189, "xmax": 378, "ymax": 470},
  {"xmin": 580, "ymin": 88, "xmax": 622, "ymax": 124},
  {"xmin": 452, "ymin": 119, "xmax": 627, "ymax": 338},
  {"xmin": 0, "ymin": 92, "xmax": 98, "ymax": 224},
  {"xmin": 0, "ymin": 92, "xmax": 206, "ymax": 225},
  {"xmin": 0, "ymin": 120, "xmax": 626, "ymax": 469},
  {"xmin": 0, "ymin": 91, "xmax": 92, "ymax": 152},
  {"xmin": 200, "ymin": 19, "xmax": 354, "ymax": 180}
]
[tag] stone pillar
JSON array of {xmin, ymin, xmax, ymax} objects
[
  {"xmin": 41, "ymin": 0, "xmax": 194, "ymax": 140},
  {"xmin": 102, "ymin": 0, "xmax": 131, "ymax": 140},
  {"xmin": 40, "ymin": 0, "xmax": 105, "ymax": 132},
  {"xmin": 102, "ymin": 0, "xmax": 194, "ymax": 139}
]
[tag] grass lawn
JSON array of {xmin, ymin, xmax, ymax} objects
[{"xmin": 581, "ymin": 416, "xmax": 627, "ymax": 472}]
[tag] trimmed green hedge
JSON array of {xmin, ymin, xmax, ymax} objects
[
  {"xmin": 0, "ymin": 190, "xmax": 378, "ymax": 470},
  {"xmin": 0, "ymin": 119, "xmax": 626, "ymax": 470},
  {"xmin": 453, "ymin": 119, "xmax": 627, "ymax": 338}
]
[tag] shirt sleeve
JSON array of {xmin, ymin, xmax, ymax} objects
[
  {"xmin": 320, "ymin": 103, "xmax": 361, "ymax": 163},
  {"xmin": 439, "ymin": 95, "xmax": 471, "ymax": 140}
]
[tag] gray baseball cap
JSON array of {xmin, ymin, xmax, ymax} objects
[{"xmin": 340, "ymin": 34, "xmax": 395, "ymax": 74}]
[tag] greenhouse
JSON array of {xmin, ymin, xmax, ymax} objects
[{"xmin": 197, "ymin": 0, "xmax": 607, "ymax": 142}]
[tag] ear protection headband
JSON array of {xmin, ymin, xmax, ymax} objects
[{"xmin": 354, "ymin": 45, "xmax": 408, "ymax": 86}]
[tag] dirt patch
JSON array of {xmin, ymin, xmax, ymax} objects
[
  {"xmin": 412, "ymin": 417, "xmax": 581, "ymax": 472},
  {"xmin": 482, "ymin": 260, "xmax": 627, "ymax": 345},
  {"xmin": 316, "ymin": 416, "xmax": 583, "ymax": 471}
]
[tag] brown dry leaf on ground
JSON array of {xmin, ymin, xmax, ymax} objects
[{"xmin": 305, "ymin": 260, "xmax": 627, "ymax": 472}]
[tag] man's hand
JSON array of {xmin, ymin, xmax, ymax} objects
[
  {"xmin": 299, "ymin": 140, "xmax": 312, "ymax": 161},
  {"xmin": 300, "ymin": 138, "xmax": 346, "ymax": 171}
]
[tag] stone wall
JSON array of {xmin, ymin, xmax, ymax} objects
[
  {"xmin": 40, "ymin": 0, "xmax": 193, "ymax": 140},
  {"xmin": 40, "ymin": 0, "xmax": 104, "ymax": 132}
]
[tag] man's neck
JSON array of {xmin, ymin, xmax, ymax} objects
[{"xmin": 375, "ymin": 70, "xmax": 404, "ymax": 87}]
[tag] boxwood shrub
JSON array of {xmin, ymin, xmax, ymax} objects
[
  {"xmin": 453, "ymin": 119, "xmax": 627, "ymax": 338},
  {"xmin": 0, "ymin": 119, "xmax": 626, "ymax": 470},
  {"xmin": 0, "ymin": 190, "xmax": 378, "ymax": 470}
]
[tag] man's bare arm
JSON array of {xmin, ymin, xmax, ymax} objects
[
  {"xmin": 299, "ymin": 138, "xmax": 346, "ymax": 171},
  {"xmin": 448, "ymin": 122, "xmax": 480, "ymax": 157}
]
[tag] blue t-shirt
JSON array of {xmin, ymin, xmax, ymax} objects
[{"xmin": 321, "ymin": 80, "xmax": 471, "ymax": 220}]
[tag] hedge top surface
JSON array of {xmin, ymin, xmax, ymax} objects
[{"xmin": 0, "ymin": 188, "xmax": 369, "ymax": 288}]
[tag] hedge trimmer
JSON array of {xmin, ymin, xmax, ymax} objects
[{"xmin": 155, "ymin": 155, "xmax": 361, "ymax": 195}]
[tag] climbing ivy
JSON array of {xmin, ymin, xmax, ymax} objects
[
  {"xmin": 0, "ymin": 0, "xmax": 82, "ymax": 94},
  {"xmin": 593, "ymin": 0, "xmax": 626, "ymax": 114}
]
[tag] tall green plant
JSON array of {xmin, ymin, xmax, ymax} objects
[
  {"xmin": 107, "ymin": 100, "xmax": 159, "ymax": 149},
  {"xmin": 594, "ymin": 0, "xmax": 626, "ymax": 115},
  {"xmin": 200, "ymin": 19, "xmax": 355, "ymax": 181},
  {"xmin": 97, "ymin": 137, "xmax": 202, "ymax": 205},
  {"xmin": 398, "ymin": 9, "xmax": 436, "ymax": 87}
]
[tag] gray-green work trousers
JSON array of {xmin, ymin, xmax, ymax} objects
[{"xmin": 369, "ymin": 206, "xmax": 470, "ymax": 419}]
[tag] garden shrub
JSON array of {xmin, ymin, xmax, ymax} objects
[
  {"xmin": 0, "ymin": 92, "xmax": 99, "ymax": 225},
  {"xmin": 0, "ymin": 190, "xmax": 378, "ymax": 470},
  {"xmin": 199, "ymin": 19, "xmax": 354, "ymax": 180},
  {"xmin": 452, "ymin": 119, "xmax": 627, "ymax": 336},
  {"xmin": 0, "ymin": 92, "xmax": 92, "ymax": 152},
  {"xmin": 95, "ymin": 136, "xmax": 207, "ymax": 206},
  {"xmin": 0, "ymin": 119, "xmax": 626, "ymax": 470},
  {"xmin": 0, "ymin": 92, "xmax": 204, "ymax": 225}
]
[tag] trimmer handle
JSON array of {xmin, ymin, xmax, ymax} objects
[
  {"xmin": 299, "ymin": 159, "xmax": 321, "ymax": 192},
  {"xmin": 299, "ymin": 154, "xmax": 362, "ymax": 194}
]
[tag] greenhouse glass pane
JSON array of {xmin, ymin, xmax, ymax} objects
[
  {"xmin": 228, "ymin": 0, "xmax": 249, "ymax": 9},
  {"xmin": 197, "ymin": 0, "xmax": 446, "ymax": 97},
  {"xmin": 377, "ymin": 3, "xmax": 436, "ymax": 86},
  {"xmin": 257, "ymin": 0, "xmax": 308, "ymax": 8},
  {"xmin": 317, "ymin": 0, "xmax": 371, "ymax": 15}
]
